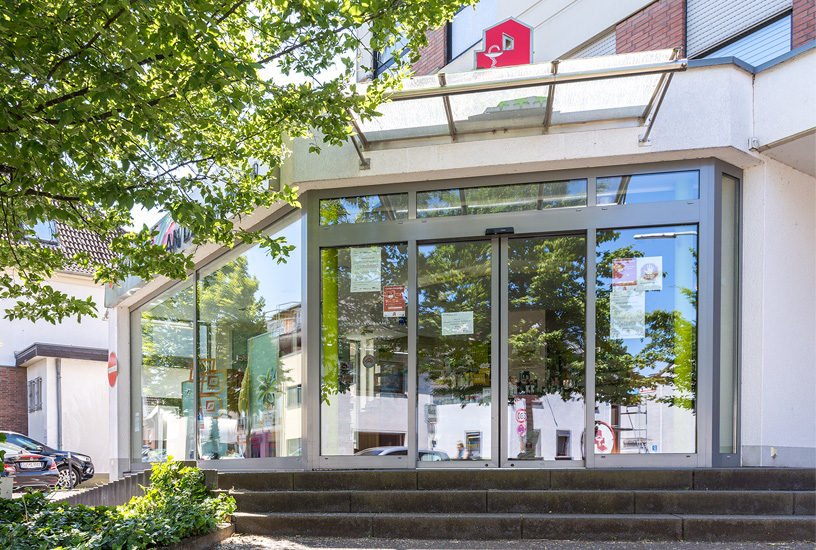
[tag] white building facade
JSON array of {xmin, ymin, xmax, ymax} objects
[{"xmin": 106, "ymin": 0, "xmax": 815, "ymax": 478}]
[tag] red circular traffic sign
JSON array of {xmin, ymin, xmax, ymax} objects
[{"xmin": 108, "ymin": 352, "xmax": 118, "ymax": 387}]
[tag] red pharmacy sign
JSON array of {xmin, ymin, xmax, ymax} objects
[{"xmin": 475, "ymin": 18, "xmax": 534, "ymax": 69}]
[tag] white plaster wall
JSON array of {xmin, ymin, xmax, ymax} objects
[
  {"xmin": 754, "ymin": 47, "xmax": 816, "ymax": 147},
  {"xmin": 741, "ymin": 156, "xmax": 816, "ymax": 467},
  {"xmin": 0, "ymin": 276, "xmax": 107, "ymax": 366},
  {"xmin": 60, "ymin": 359, "xmax": 110, "ymax": 473}
]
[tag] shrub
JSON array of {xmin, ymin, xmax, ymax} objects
[{"xmin": 0, "ymin": 459, "xmax": 235, "ymax": 550}]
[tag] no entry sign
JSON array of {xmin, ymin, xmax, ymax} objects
[{"xmin": 108, "ymin": 352, "xmax": 118, "ymax": 387}]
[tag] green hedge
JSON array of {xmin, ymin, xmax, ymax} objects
[{"xmin": 0, "ymin": 460, "xmax": 236, "ymax": 550}]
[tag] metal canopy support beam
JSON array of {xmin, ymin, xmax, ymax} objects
[
  {"xmin": 438, "ymin": 73, "xmax": 458, "ymax": 142},
  {"xmin": 542, "ymin": 59, "xmax": 559, "ymax": 133},
  {"xmin": 638, "ymin": 71, "xmax": 675, "ymax": 146},
  {"xmin": 639, "ymin": 47, "xmax": 682, "ymax": 123},
  {"xmin": 347, "ymin": 108, "xmax": 370, "ymax": 150},
  {"xmin": 350, "ymin": 135, "xmax": 370, "ymax": 169}
]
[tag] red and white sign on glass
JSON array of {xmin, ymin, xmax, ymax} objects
[{"xmin": 475, "ymin": 18, "xmax": 534, "ymax": 70}]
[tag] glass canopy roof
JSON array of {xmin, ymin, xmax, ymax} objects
[{"xmin": 349, "ymin": 49, "xmax": 686, "ymax": 160}]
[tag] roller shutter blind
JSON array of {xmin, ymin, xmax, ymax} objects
[
  {"xmin": 572, "ymin": 30, "xmax": 617, "ymax": 58},
  {"xmin": 704, "ymin": 15, "xmax": 791, "ymax": 66},
  {"xmin": 687, "ymin": 0, "xmax": 792, "ymax": 56}
]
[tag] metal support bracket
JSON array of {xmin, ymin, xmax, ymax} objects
[
  {"xmin": 350, "ymin": 135, "xmax": 370, "ymax": 170},
  {"xmin": 438, "ymin": 73, "xmax": 458, "ymax": 142},
  {"xmin": 542, "ymin": 60, "xmax": 559, "ymax": 133}
]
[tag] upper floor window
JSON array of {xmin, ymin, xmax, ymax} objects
[
  {"xmin": 702, "ymin": 13, "xmax": 792, "ymax": 66},
  {"xmin": 448, "ymin": 0, "xmax": 497, "ymax": 63},
  {"xmin": 29, "ymin": 220, "xmax": 57, "ymax": 243},
  {"xmin": 28, "ymin": 377, "xmax": 43, "ymax": 412},
  {"xmin": 374, "ymin": 36, "xmax": 409, "ymax": 78}
]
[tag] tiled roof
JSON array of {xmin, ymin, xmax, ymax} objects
[{"xmin": 54, "ymin": 222, "xmax": 117, "ymax": 276}]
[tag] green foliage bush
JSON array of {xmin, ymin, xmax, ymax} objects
[{"xmin": 0, "ymin": 459, "xmax": 235, "ymax": 550}]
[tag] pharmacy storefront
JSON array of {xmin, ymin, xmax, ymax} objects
[{"xmin": 107, "ymin": 46, "xmax": 816, "ymax": 475}]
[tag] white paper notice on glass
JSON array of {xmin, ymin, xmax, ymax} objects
[
  {"xmin": 636, "ymin": 256, "xmax": 663, "ymax": 291},
  {"xmin": 610, "ymin": 290, "xmax": 646, "ymax": 339},
  {"xmin": 441, "ymin": 311, "xmax": 474, "ymax": 336},
  {"xmin": 350, "ymin": 247, "xmax": 381, "ymax": 293}
]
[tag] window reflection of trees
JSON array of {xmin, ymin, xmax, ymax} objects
[
  {"xmin": 417, "ymin": 241, "xmax": 492, "ymax": 406},
  {"xmin": 595, "ymin": 229, "xmax": 697, "ymax": 414}
]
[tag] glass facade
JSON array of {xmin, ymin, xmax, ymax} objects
[
  {"xmin": 132, "ymin": 215, "xmax": 303, "ymax": 463},
  {"xmin": 130, "ymin": 163, "xmax": 736, "ymax": 469}
]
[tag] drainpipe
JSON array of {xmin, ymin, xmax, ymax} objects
[{"xmin": 56, "ymin": 358, "xmax": 62, "ymax": 450}]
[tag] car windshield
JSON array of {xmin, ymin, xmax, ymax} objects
[{"xmin": 0, "ymin": 442, "xmax": 25, "ymax": 456}]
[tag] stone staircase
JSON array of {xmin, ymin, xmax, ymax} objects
[{"xmin": 217, "ymin": 468, "xmax": 815, "ymax": 542}]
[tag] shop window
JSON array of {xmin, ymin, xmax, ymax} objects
[
  {"xmin": 27, "ymin": 378, "xmax": 42, "ymax": 412},
  {"xmin": 320, "ymin": 244, "xmax": 409, "ymax": 456},
  {"xmin": 131, "ymin": 280, "xmax": 196, "ymax": 463},
  {"xmin": 595, "ymin": 224, "xmax": 698, "ymax": 455},
  {"xmin": 320, "ymin": 193, "xmax": 408, "ymax": 225},
  {"xmin": 597, "ymin": 171, "xmax": 699, "ymax": 205},
  {"xmin": 196, "ymin": 216, "xmax": 303, "ymax": 460},
  {"xmin": 417, "ymin": 179, "xmax": 587, "ymax": 218}
]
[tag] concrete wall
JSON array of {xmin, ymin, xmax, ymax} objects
[
  {"xmin": 0, "ymin": 275, "xmax": 107, "ymax": 367},
  {"xmin": 754, "ymin": 46, "xmax": 816, "ymax": 148},
  {"xmin": 741, "ymin": 156, "xmax": 816, "ymax": 467},
  {"xmin": 60, "ymin": 359, "xmax": 111, "ymax": 473}
]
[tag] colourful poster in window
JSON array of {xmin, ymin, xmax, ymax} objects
[
  {"xmin": 636, "ymin": 256, "xmax": 662, "ymax": 291},
  {"xmin": 610, "ymin": 290, "xmax": 645, "ymax": 339},
  {"xmin": 612, "ymin": 258, "xmax": 637, "ymax": 291},
  {"xmin": 350, "ymin": 247, "xmax": 381, "ymax": 292},
  {"xmin": 383, "ymin": 285, "xmax": 406, "ymax": 317}
]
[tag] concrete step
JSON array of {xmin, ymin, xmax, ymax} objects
[
  {"xmin": 226, "ymin": 489, "xmax": 815, "ymax": 516},
  {"xmin": 217, "ymin": 468, "xmax": 816, "ymax": 492},
  {"xmin": 233, "ymin": 512, "xmax": 816, "ymax": 542}
]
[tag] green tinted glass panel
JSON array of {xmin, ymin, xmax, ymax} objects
[
  {"xmin": 320, "ymin": 194, "xmax": 408, "ymax": 225},
  {"xmin": 417, "ymin": 180, "xmax": 586, "ymax": 218}
]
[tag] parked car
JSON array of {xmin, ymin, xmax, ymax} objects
[
  {"xmin": 1, "ymin": 441, "xmax": 60, "ymax": 492},
  {"xmin": 0, "ymin": 431, "xmax": 94, "ymax": 489},
  {"xmin": 354, "ymin": 446, "xmax": 450, "ymax": 461}
]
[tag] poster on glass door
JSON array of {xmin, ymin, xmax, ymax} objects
[
  {"xmin": 610, "ymin": 290, "xmax": 645, "ymax": 339},
  {"xmin": 350, "ymin": 247, "xmax": 381, "ymax": 292}
]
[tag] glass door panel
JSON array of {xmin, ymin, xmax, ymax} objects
[
  {"xmin": 595, "ymin": 225, "xmax": 698, "ymax": 455},
  {"xmin": 506, "ymin": 235, "xmax": 586, "ymax": 462},
  {"xmin": 417, "ymin": 241, "xmax": 493, "ymax": 462},
  {"xmin": 320, "ymin": 244, "xmax": 409, "ymax": 456}
]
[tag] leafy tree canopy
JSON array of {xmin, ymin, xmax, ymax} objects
[{"xmin": 0, "ymin": 0, "xmax": 473, "ymax": 322}]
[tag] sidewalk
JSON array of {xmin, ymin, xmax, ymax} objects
[{"xmin": 212, "ymin": 536, "xmax": 815, "ymax": 550}]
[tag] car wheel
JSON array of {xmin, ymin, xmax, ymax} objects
[{"xmin": 57, "ymin": 465, "xmax": 78, "ymax": 489}]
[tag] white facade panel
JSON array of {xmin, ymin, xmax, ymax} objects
[{"xmin": 687, "ymin": 0, "xmax": 792, "ymax": 56}]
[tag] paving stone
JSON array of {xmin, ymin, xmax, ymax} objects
[
  {"xmin": 681, "ymin": 515, "xmax": 816, "ymax": 541},
  {"xmin": 372, "ymin": 513, "xmax": 521, "ymax": 540},
  {"xmin": 635, "ymin": 490, "xmax": 794, "ymax": 515},
  {"xmin": 522, "ymin": 514, "xmax": 682, "ymax": 541},
  {"xmin": 488, "ymin": 490, "xmax": 634, "ymax": 514}
]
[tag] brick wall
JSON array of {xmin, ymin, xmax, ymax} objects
[
  {"xmin": 413, "ymin": 25, "xmax": 447, "ymax": 76},
  {"xmin": 616, "ymin": 0, "xmax": 686, "ymax": 54},
  {"xmin": 792, "ymin": 0, "xmax": 816, "ymax": 49},
  {"xmin": 0, "ymin": 366, "xmax": 28, "ymax": 434}
]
